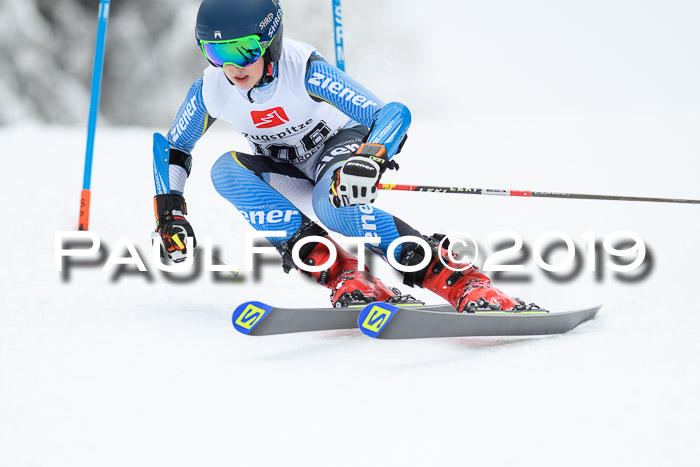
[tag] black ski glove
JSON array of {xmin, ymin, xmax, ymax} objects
[
  {"xmin": 329, "ymin": 143, "xmax": 398, "ymax": 207},
  {"xmin": 153, "ymin": 194, "xmax": 197, "ymax": 263}
]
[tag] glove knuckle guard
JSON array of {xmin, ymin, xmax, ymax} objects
[{"xmin": 153, "ymin": 193, "xmax": 197, "ymax": 261}]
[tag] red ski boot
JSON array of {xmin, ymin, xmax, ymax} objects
[
  {"xmin": 402, "ymin": 234, "xmax": 532, "ymax": 312},
  {"xmin": 300, "ymin": 236, "xmax": 400, "ymax": 308}
]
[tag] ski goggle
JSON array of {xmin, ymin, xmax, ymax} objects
[{"xmin": 199, "ymin": 35, "xmax": 268, "ymax": 68}]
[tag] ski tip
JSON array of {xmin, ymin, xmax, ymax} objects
[
  {"xmin": 358, "ymin": 302, "xmax": 400, "ymax": 338},
  {"xmin": 232, "ymin": 301, "xmax": 274, "ymax": 335}
]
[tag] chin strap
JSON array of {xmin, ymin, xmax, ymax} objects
[
  {"xmin": 246, "ymin": 60, "xmax": 277, "ymax": 103},
  {"xmin": 261, "ymin": 61, "xmax": 276, "ymax": 85}
]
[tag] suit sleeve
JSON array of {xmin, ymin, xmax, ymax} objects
[
  {"xmin": 304, "ymin": 54, "xmax": 410, "ymax": 159},
  {"xmin": 166, "ymin": 78, "xmax": 216, "ymax": 154}
]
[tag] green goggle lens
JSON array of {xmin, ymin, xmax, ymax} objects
[{"xmin": 200, "ymin": 35, "xmax": 266, "ymax": 68}]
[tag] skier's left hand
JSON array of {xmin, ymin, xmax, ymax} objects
[{"xmin": 329, "ymin": 143, "xmax": 395, "ymax": 207}]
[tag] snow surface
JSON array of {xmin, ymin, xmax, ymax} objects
[
  {"xmin": 3, "ymin": 1, "xmax": 700, "ymax": 466},
  {"xmin": 3, "ymin": 117, "xmax": 699, "ymax": 466}
]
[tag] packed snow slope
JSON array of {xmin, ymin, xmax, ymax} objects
[
  {"xmin": 2, "ymin": 115, "xmax": 699, "ymax": 466},
  {"xmin": 3, "ymin": 1, "xmax": 700, "ymax": 466}
]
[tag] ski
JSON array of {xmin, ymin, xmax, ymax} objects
[
  {"xmin": 232, "ymin": 301, "xmax": 455, "ymax": 336},
  {"xmin": 357, "ymin": 302, "xmax": 601, "ymax": 339}
]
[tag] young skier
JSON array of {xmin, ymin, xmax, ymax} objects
[{"xmin": 154, "ymin": 0, "xmax": 527, "ymax": 311}]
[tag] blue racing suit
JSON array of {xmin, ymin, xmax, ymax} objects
[{"xmin": 160, "ymin": 40, "xmax": 418, "ymax": 263}]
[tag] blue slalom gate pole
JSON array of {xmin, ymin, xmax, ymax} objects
[
  {"xmin": 79, "ymin": 0, "xmax": 111, "ymax": 230},
  {"xmin": 332, "ymin": 0, "xmax": 345, "ymax": 71}
]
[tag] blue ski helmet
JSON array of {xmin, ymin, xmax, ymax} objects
[{"xmin": 195, "ymin": 0, "xmax": 284, "ymax": 62}]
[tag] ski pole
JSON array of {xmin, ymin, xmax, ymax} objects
[
  {"xmin": 377, "ymin": 183, "xmax": 700, "ymax": 205},
  {"xmin": 78, "ymin": 0, "xmax": 111, "ymax": 230},
  {"xmin": 331, "ymin": 0, "xmax": 345, "ymax": 71}
]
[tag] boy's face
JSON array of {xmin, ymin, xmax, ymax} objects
[{"xmin": 223, "ymin": 59, "xmax": 265, "ymax": 90}]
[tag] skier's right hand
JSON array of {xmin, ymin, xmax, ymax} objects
[{"xmin": 153, "ymin": 193, "xmax": 197, "ymax": 263}]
